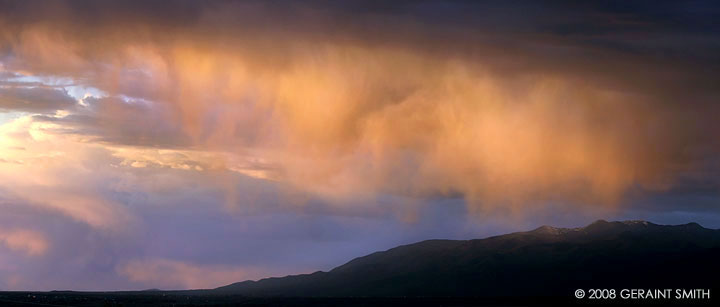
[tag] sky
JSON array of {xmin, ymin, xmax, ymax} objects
[{"xmin": 0, "ymin": 0, "xmax": 719, "ymax": 290}]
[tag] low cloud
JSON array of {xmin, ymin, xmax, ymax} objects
[
  {"xmin": 117, "ymin": 258, "xmax": 265, "ymax": 289},
  {"xmin": 0, "ymin": 228, "xmax": 49, "ymax": 256},
  {"xmin": 0, "ymin": 115, "xmax": 135, "ymax": 232}
]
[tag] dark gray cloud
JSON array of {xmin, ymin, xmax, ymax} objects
[
  {"xmin": 0, "ymin": 86, "xmax": 75, "ymax": 113},
  {"xmin": 33, "ymin": 96, "xmax": 191, "ymax": 148}
]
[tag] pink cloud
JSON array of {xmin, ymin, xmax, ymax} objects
[
  {"xmin": 0, "ymin": 228, "xmax": 49, "ymax": 256},
  {"xmin": 117, "ymin": 258, "xmax": 266, "ymax": 290}
]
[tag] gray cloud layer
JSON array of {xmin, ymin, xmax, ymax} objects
[{"xmin": 0, "ymin": 86, "xmax": 75, "ymax": 113}]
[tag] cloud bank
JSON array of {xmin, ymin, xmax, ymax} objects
[{"xmin": 2, "ymin": 0, "xmax": 717, "ymax": 209}]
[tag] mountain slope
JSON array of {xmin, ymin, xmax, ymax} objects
[{"xmin": 215, "ymin": 220, "xmax": 720, "ymax": 297}]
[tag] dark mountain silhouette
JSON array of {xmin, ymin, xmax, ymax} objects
[
  {"xmin": 2, "ymin": 220, "xmax": 718, "ymax": 306},
  {"xmin": 215, "ymin": 220, "xmax": 720, "ymax": 298}
]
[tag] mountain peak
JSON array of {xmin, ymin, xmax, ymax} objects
[
  {"xmin": 531, "ymin": 225, "xmax": 579, "ymax": 235},
  {"xmin": 584, "ymin": 219, "xmax": 656, "ymax": 229},
  {"xmin": 531, "ymin": 220, "xmax": 659, "ymax": 236},
  {"xmin": 589, "ymin": 219, "xmax": 609, "ymax": 225},
  {"xmin": 678, "ymin": 222, "xmax": 704, "ymax": 230},
  {"xmin": 618, "ymin": 220, "xmax": 653, "ymax": 226}
]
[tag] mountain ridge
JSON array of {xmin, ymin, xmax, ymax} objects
[{"xmin": 214, "ymin": 220, "xmax": 720, "ymax": 297}]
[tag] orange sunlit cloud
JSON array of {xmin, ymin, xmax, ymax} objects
[{"xmin": 0, "ymin": 8, "xmax": 711, "ymax": 214}]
